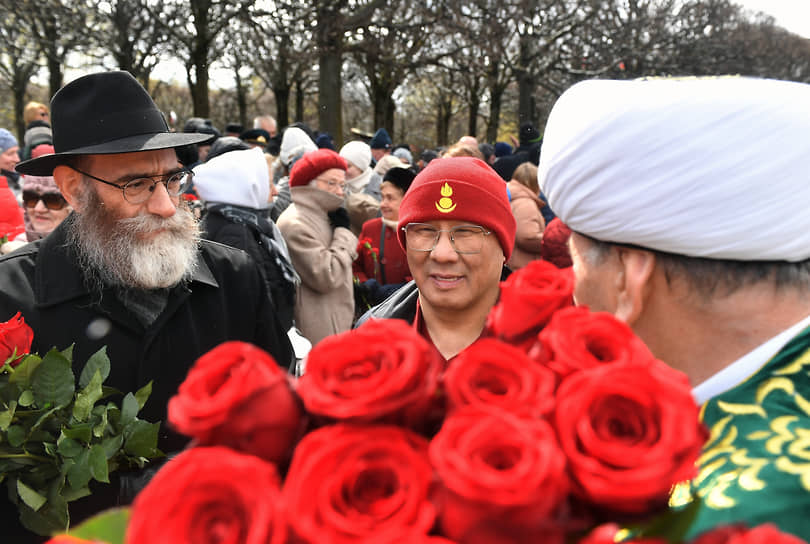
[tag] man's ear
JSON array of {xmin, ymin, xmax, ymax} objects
[
  {"xmin": 614, "ymin": 247, "xmax": 656, "ymax": 325},
  {"xmin": 53, "ymin": 165, "xmax": 85, "ymax": 212}
]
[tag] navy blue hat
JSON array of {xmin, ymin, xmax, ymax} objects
[
  {"xmin": 494, "ymin": 142, "xmax": 513, "ymax": 157},
  {"xmin": 315, "ymin": 132, "xmax": 335, "ymax": 150},
  {"xmin": 240, "ymin": 128, "xmax": 270, "ymax": 145},
  {"xmin": 369, "ymin": 128, "xmax": 392, "ymax": 150}
]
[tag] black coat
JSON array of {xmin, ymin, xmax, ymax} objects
[
  {"xmin": 201, "ymin": 204, "xmax": 297, "ymax": 332},
  {"xmin": 0, "ymin": 215, "xmax": 293, "ymax": 541}
]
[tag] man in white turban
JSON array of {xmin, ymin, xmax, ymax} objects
[{"xmin": 539, "ymin": 76, "xmax": 810, "ymax": 540}]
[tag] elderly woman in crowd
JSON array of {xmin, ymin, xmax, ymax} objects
[{"xmin": 1, "ymin": 144, "xmax": 71, "ymax": 255}]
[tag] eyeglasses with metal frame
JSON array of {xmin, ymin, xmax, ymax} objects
[
  {"xmin": 70, "ymin": 166, "xmax": 194, "ymax": 204},
  {"xmin": 402, "ymin": 222, "xmax": 492, "ymax": 254}
]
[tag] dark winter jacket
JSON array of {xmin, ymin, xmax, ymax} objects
[
  {"xmin": 0, "ymin": 214, "xmax": 293, "ymax": 541},
  {"xmin": 201, "ymin": 204, "xmax": 298, "ymax": 331}
]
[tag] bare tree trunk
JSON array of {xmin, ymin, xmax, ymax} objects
[
  {"xmin": 192, "ymin": 61, "xmax": 210, "ymax": 118},
  {"xmin": 316, "ymin": 2, "xmax": 344, "ymax": 146},
  {"xmin": 486, "ymin": 89, "xmax": 503, "ymax": 143},
  {"xmin": 295, "ymin": 79, "xmax": 304, "ymax": 122},
  {"xmin": 274, "ymin": 85, "xmax": 290, "ymax": 128},
  {"xmin": 234, "ymin": 68, "xmax": 248, "ymax": 128},
  {"xmin": 467, "ymin": 94, "xmax": 479, "ymax": 139}
]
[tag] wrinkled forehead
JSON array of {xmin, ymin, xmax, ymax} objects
[{"xmin": 84, "ymin": 148, "xmax": 180, "ymax": 176}]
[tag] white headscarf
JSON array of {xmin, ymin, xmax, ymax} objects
[
  {"xmin": 193, "ymin": 147, "xmax": 270, "ymax": 209},
  {"xmin": 539, "ymin": 77, "xmax": 810, "ymax": 262}
]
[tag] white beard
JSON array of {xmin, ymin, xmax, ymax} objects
[{"xmin": 68, "ymin": 185, "xmax": 201, "ymax": 291}]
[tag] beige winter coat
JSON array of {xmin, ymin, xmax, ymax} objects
[
  {"xmin": 277, "ymin": 186, "xmax": 358, "ymax": 346},
  {"xmin": 506, "ymin": 180, "xmax": 545, "ymax": 270}
]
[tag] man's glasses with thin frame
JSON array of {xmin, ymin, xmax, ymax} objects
[
  {"xmin": 70, "ymin": 166, "xmax": 194, "ymax": 204},
  {"xmin": 402, "ymin": 223, "xmax": 492, "ymax": 254}
]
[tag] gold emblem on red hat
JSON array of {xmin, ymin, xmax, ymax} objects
[{"xmin": 435, "ymin": 182, "xmax": 457, "ymax": 213}]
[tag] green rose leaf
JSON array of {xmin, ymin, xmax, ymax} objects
[
  {"xmin": 73, "ymin": 369, "xmax": 104, "ymax": 422},
  {"xmin": 32, "ymin": 350, "xmax": 75, "ymax": 409},
  {"xmin": 60, "ymin": 344, "xmax": 74, "ymax": 361},
  {"xmin": 57, "ymin": 434, "xmax": 83, "ymax": 458},
  {"xmin": 66, "ymin": 448, "xmax": 92, "ymax": 490},
  {"xmin": 7, "ymin": 424, "xmax": 26, "ymax": 448},
  {"xmin": 17, "ymin": 479, "xmax": 47, "ymax": 511},
  {"xmin": 124, "ymin": 420, "xmax": 160, "ymax": 457},
  {"xmin": 68, "ymin": 507, "xmax": 130, "ymax": 544},
  {"xmin": 62, "ymin": 424, "xmax": 93, "ymax": 444},
  {"xmin": 8, "ymin": 353, "xmax": 42, "ymax": 386},
  {"xmin": 101, "ymin": 434, "xmax": 124, "ymax": 459},
  {"xmin": 120, "ymin": 392, "xmax": 139, "ymax": 425},
  {"xmin": 93, "ymin": 405, "xmax": 109, "ymax": 438},
  {"xmin": 134, "ymin": 380, "xmax": 153, "ymax": 410},
  {"xmin": 79, "ymin": 347, "xmax": 110, "ymax": 389},
  {"xmin": 18, "ymin": 389, "xmax": 35, "ymax": 407},
  {"xmin": 0, "ymin": 400, "xmax": 17, "ymax": 431},
  {"xmin": 88, "ymin": 444, "xmax": 109, "ymax": 483},
  {"xmin": 19, "ymin": 491, "xmax": 69, "ymax": 536}
]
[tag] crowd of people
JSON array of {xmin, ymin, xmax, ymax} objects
[{"xmin": 1, "ymin": 70, "xmax": 809, "ymax": 542}]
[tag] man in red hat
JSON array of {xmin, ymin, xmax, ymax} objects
[
  {"xmin": 358, "ymin": 156, "xmax": 516, "ymax": 363},
  {"xmin": 277, "ymin": 148, "xmax": 358, "ymax": 346}
]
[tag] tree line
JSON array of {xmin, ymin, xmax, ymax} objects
[{"xmin": 1, "ymin": 0, "xmax": 809, "ymax": 150}]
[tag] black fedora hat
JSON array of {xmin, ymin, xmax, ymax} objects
[{"xmin": 16, "ymin": 71, "xmax": 213, "ymax": 176}]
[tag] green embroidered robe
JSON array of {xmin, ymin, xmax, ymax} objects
[{"xmin": 673, "ymin": 325, "xmax": 810, "ymax": 540}]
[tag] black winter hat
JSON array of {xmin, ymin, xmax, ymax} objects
[
  {"xmin": 382, "ymin": 165, "xmax": 416, "ymax": 194},
  {"xmin": 519, "ymin": 122, "xmax": 542, "ymax": 145}
]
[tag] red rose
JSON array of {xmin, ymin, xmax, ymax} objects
[
  {"xmin": 429, "ymin": 405, "xmax": 569, "ymax": 541},
  {"xmin": 444, "ymin": 338, "xmax": 556, "ymax": 418},
  {"xmin": 692, "ymin": 523, "xmax": 807, "ymax": 544},
  {"xmin": 529, "ymin": 307, "xmax": 654, "ymax": 380},
  {"xmin": 0, "ymin": 312, "xmax": 34, "ymax": 367},
  {"xmin": 127, "ymin": 446, "xmax": 287, "ymax": 544},
  {"xmin": 168, "ymin": 341, "xmax": 302, "ymax": 464},
  {"xmin": 486, "ymin": 260, "xmax": 574, "ymax": 350},
  {"xmin": 283, "ymin": 423, "xmax": 435, "ymax": 543},
  {"xmin": 296, "ymin": 318, "xmax": 442, "ymax": 429},
  {"xmin": 554, "ymin": 360, "xmax": 707, "ymax": 515},
  {"xmin": 578, "ymin": 523, "xmax": 667, "ymax": 544}
]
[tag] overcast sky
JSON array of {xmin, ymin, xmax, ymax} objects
[{"xmin": 735, "ymin": 0, "xmax": 810, "ymax": 37}]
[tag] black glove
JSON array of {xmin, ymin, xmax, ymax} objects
[{"xmin": 328, "ymin": 207, "xmax": 351, "ymax": 230}]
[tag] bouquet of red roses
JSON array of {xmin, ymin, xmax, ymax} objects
[{"xmin": 46, "ymin": 261, "xmax": 808, "ymax": 544}]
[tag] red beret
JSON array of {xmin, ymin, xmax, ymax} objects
[
  {"xmin": 288, "ymin": 148, "xmax": 347, "ymax": 187},
  {"xmin": 397, "ymin": 157, "xmax": 516, "ymax": 260}
]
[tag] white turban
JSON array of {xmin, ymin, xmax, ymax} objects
[
  {"xmin": 538, "ymin": 77, "xmax": 810, "ymax": 262},
  {"xmin": 192, "ymin": 147, "xmax": 270, "ymax": 209}
]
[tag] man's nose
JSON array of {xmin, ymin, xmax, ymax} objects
[
  {"xmin": 145, "ymin": 182, "xmax": 177, "ymax": 218},
  {"xmin": 430, "ymin": 230, "xmax": 458, "ymax": 261}
]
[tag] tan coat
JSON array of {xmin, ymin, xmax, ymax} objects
[
  {"xmin": 277, "ymin": 186, "xmax": 358, "ymax": 346},
  {"xmin": 506, "ymin": 180, "xmax": 545, "ymax": 270}
]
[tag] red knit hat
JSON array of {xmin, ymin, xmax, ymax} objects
[
  {"xmin": 541, "ymin": 218, "xmax": 573, "ymax": 268},
  {"xmin": 397, "ymin": 157, "xmax": 516, "ymax": 259},
  {"xmin": 288, "ymin": 148, "xmax": 347, "ymax": 187}
]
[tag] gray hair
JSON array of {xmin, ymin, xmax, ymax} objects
[{"xmin": 578, "ymin": 233, "xmax": 810, "ymax": 298}]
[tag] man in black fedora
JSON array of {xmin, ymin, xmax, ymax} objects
[{"xmin": 0, "ymin": 71, "xmax": 293, "ymax": 540}]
